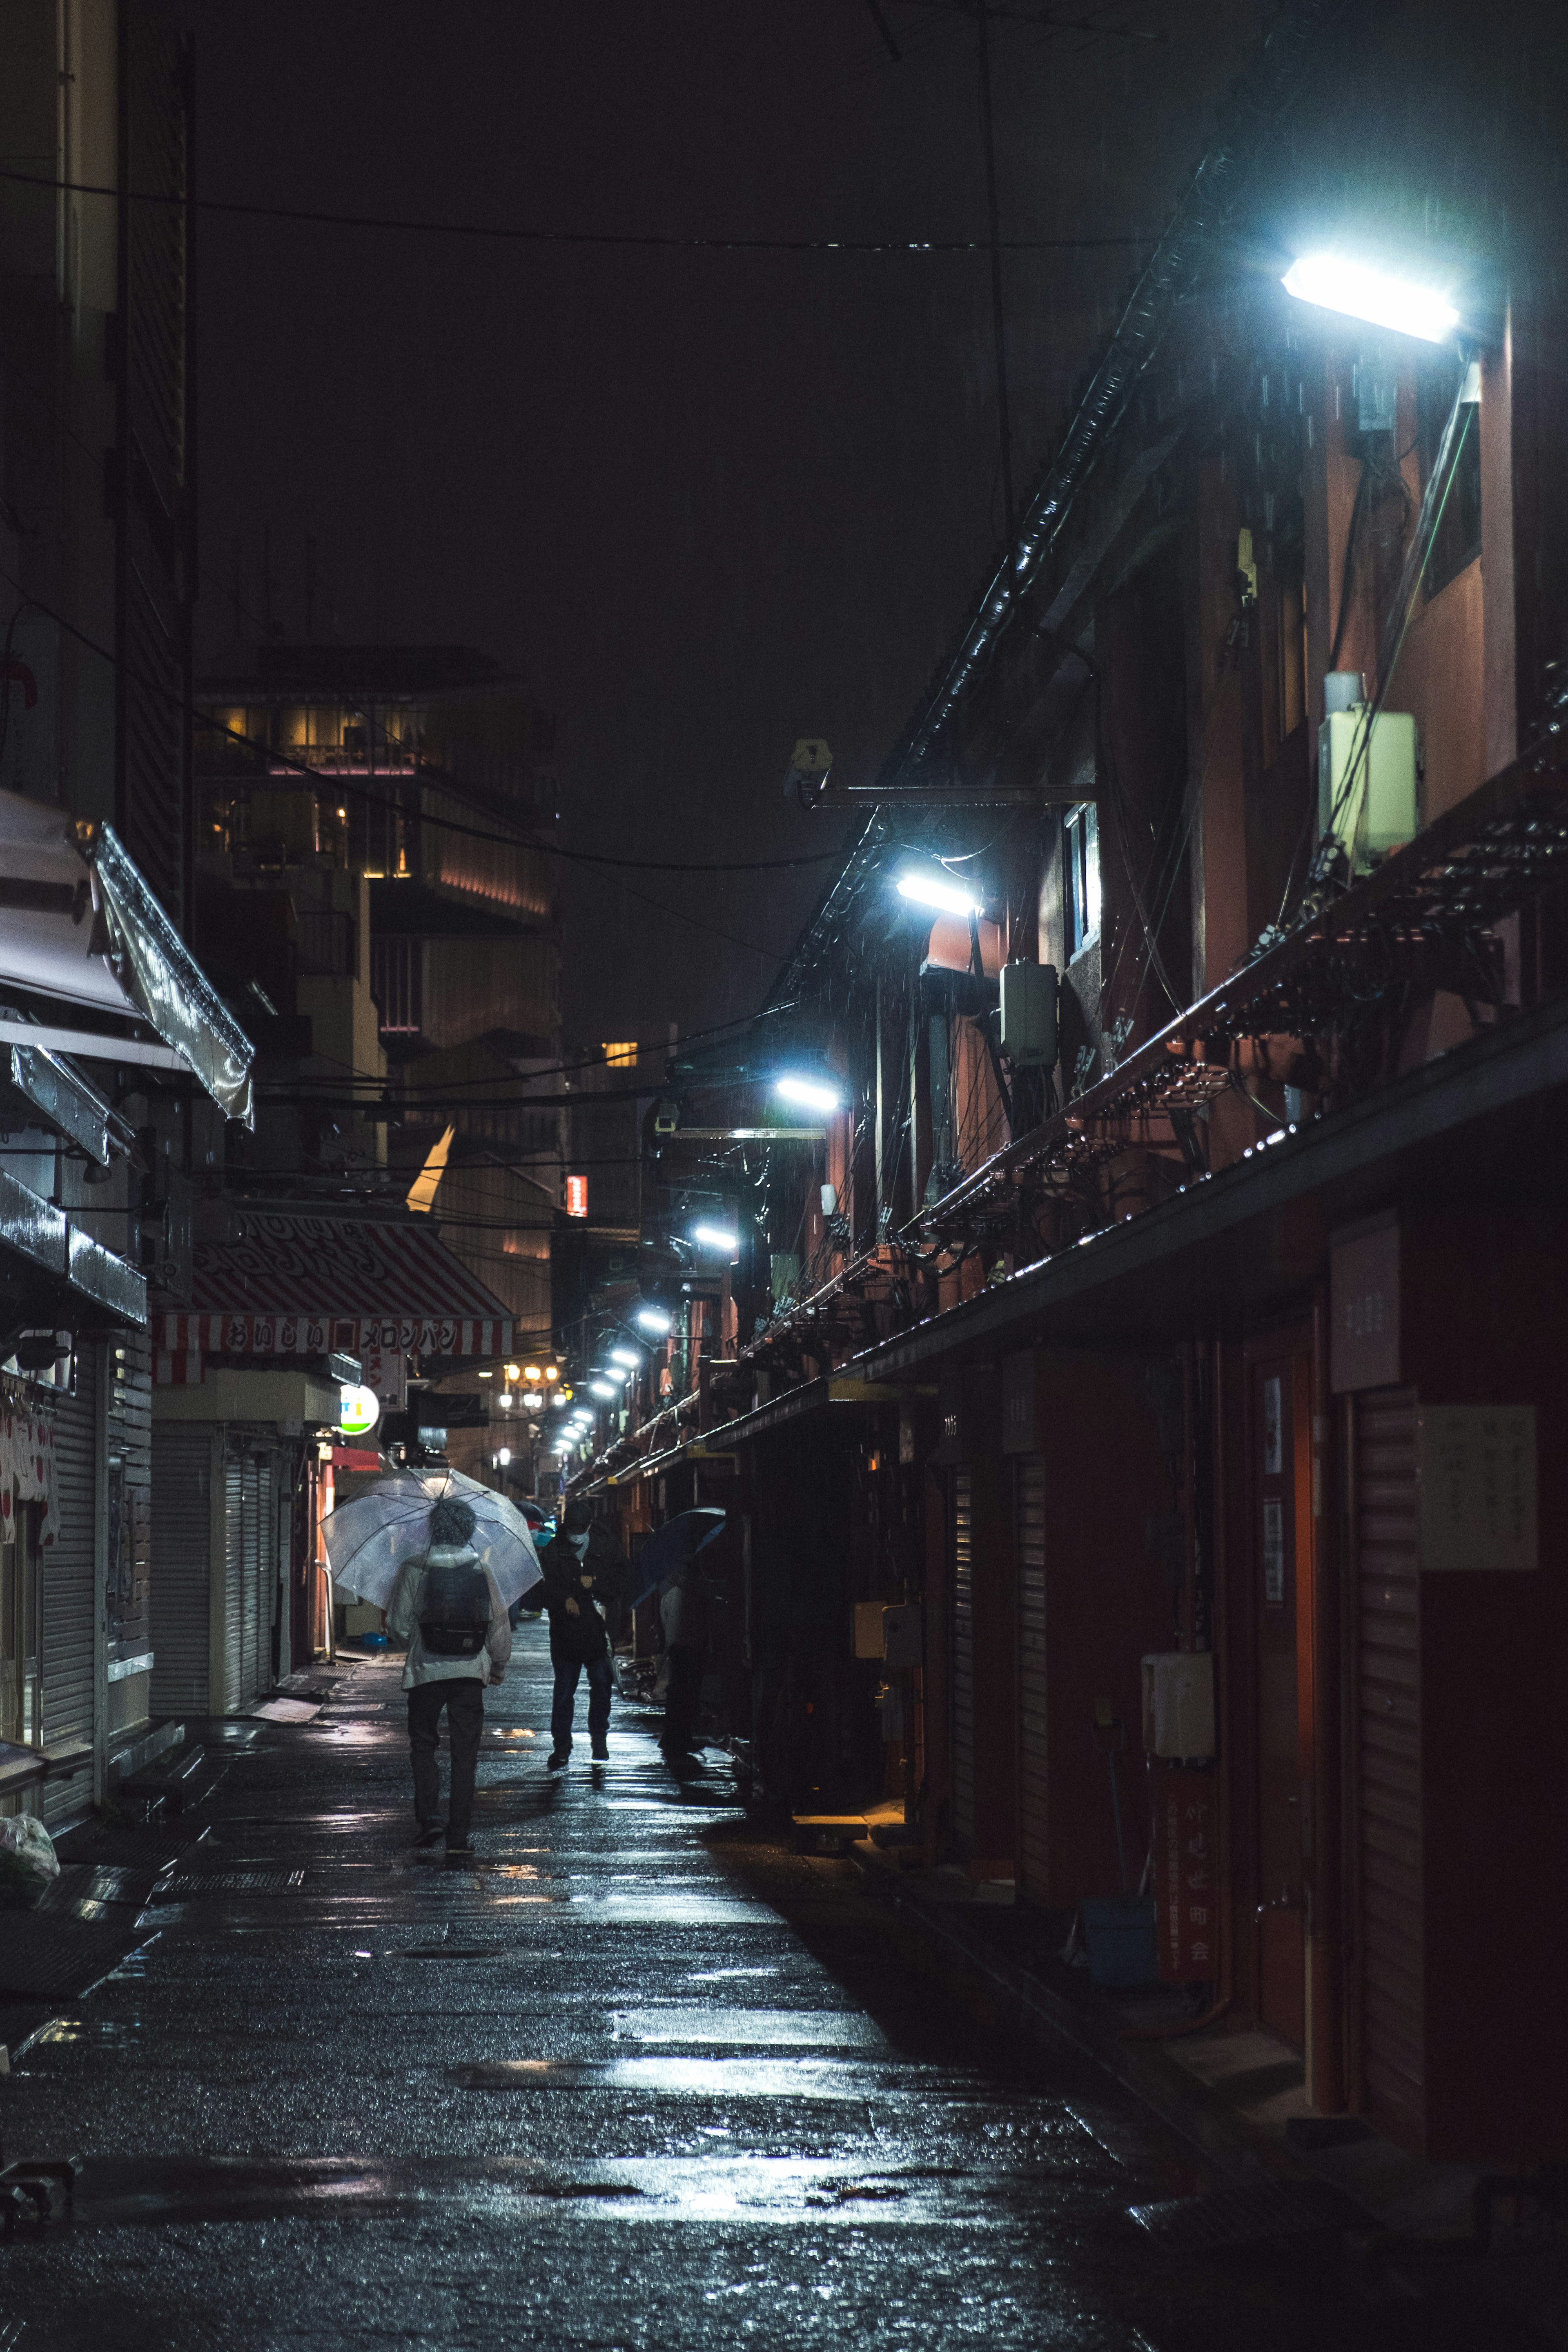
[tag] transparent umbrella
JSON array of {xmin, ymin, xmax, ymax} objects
[{"xmin": 323, "ymin": 1466, "xmax": 543, "ymax": 1612}]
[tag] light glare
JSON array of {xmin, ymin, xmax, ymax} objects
[
  {"xmin": 1281, "ymin": 254, "xmax": 1459, "ymax": 344},
  {"xmin": 773, "ymin": 1074, "xmax": 843, "ymax": 1116},
  {"xmin": 610, "ymin": 1345, "xmax": 641, "ymax": 1368},
  {"xmin": 896, "ymin": 869, "xmax": 983, "ymax": 918},
  {"xmin": 635, "ymin": 1305, "xmax": 672, "ymax": 1334},
  {"xmin": 691, "ymin": 1223, "xmax": 739, "ymax": 1254}
]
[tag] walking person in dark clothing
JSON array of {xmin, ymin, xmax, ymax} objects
[
  {"xmin": 538, "ymin": 1499, "xmax": 629, "ymax": 1767},
  {"xmin": 387, "ymin": 1497, "xmax": 511, "ymax": 1856},
  {"xmin": 658, "ymin": 1553, "xmax": 709, "ymax": 1768}
]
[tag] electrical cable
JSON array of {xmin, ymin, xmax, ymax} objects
[{"xmin": 0, "ymin": 165, "xmax": 1157, "ymax": 257}]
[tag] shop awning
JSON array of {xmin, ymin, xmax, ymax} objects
[
  {"xmin": 0, "ymin": 789, "xmax": 255, "ymax": 1125},
  {"xmin": 155, "ymin": 1203, "xmax": 517, "ymax": 1374}
]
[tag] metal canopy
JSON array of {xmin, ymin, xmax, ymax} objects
[{"xmin": 0, "ymin": 788, "xmax": 255, "ymax": 1125}]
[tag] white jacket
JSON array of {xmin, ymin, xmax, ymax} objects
[{"xmin": 388, "ymin": 1544, "xmax": 512, "ymax": 1691}]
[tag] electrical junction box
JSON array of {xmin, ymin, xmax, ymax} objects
[
  {"xmin": 882, "ymin": 1601, "xmax": 923, "ymax": 1670},
  {"xmin": 852, "ymin": 1601, "xmax": 886, "ymax": 1659},
  {"xmin": 999, "ymin": 961, "xmax": 1059, "ymax": 1067},
  {"xmin": 1141, "ymin": 1651, "xmax": 1215, "ymax": 1760},
  {"xmin": 1318, "ymin": 705, "xmax": 1418, "ymax": 869}
]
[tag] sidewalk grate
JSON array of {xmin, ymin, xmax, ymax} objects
[
  {"xmin": 153, "ymin": 1871, "xmax": 307, "ymax": 1897},
  {"xmin": 1128, "ymin": 2178, "xmax": 1363, "ymax": 2250}
]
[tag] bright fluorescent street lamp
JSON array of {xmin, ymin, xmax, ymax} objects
[
  {"xmin": 773, "ymin": 1074, "xmax": 843, "ymax": 1116},
  {"xmin": 609, "ymin": 1345, "xmax": 641, "ymax": 1369},
  {"xmin": 1281, "ymin": 254, "xmax": 1459, "ymax": 344},
  {"xmin": 896, "ymin": 868, "xmax": 983, "ymax": 918},
  {"xmin": 691, "ymin": 1223, "xmax": 739, "ymax": 1255},
  {"xmin": 635, "ymin": 1305, "xmax": 672, "ymax": 1335},
  {"xmin": 589, "ymin": 1379, "xmax": 616, "ymax": 1399}
]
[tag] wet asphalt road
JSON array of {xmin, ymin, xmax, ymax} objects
[{"xmin": 0, "ymin": 1625, "xmax": 1547, "ymax": 2350}]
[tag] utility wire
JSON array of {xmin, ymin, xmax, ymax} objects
[{"xmin": 0, "ymin": 166, "xmax": 1158, "ymax": 256}]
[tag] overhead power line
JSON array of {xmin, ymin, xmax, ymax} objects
[{"xmin": 0, "ymin": 166, "xmax": 1157, "ymax": 257}]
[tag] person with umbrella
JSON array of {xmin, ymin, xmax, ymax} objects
[
  {"xmin": 325, "ymin": 1477, "xmax": 538, "ymax": 1857},
  {"xmin": 538, "ymin": 1499, "xmax": 629, "ymax": 1767},
  {"xmin": 627, "ymin": 1510, "xmax": 727, "ymax": 1771}
]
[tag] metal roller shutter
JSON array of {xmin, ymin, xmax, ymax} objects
[
  {"xmin": 221, "ymin": 1447, "xmax": 244, "ymax": 1714},
  {"xmin": 1016, "ymin": 1457, "xmax": 1048, "ymax": 1902},
  {"xmin": 151, "ymin": 1427, "xmax": 215, "ymax": 1715},
  {"xmin": 950, "ymin": 1470, "xmax": 975, "ymax": 1854},
  {"xmin": 40, "ymin": 1351, "xmax": 100, "ymax": 1826},
  {"xmin": 1353, "ymin": 1388, "xmax": 1424, "ymax": 2149}
]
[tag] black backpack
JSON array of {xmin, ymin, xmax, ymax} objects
[{"xmin": 419, "ymin": 1558, "xmax": 492, "ymax": 1657}]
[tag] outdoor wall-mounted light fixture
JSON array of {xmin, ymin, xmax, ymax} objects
[
  {"xmin": 895, "ymin": 867, "xmax": 984, "ymax": 918},
  {"xmin": 690, "ymin": 1222, "xmax": 739, "ymax": 1256},
  {"xmin": 773, "ymin": 1074, "xmax": 843, "ymax": 1116},
  {"xmin": 1281, "ymin": 253, "xmax": 1459, "ymax": 344}
]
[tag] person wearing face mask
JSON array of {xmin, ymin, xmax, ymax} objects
[{"xmin": 537, "ymin": 1498, "xmax": 629, "ymax": 1767}]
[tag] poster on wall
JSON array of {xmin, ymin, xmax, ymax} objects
[{"xmin": 1418, "ymin": 1404, "xmax": 1537, "ymax": 1570}]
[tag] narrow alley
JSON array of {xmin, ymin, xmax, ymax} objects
[{"xmin": 0, "ymin": 1628, "xmax": 1547, "ymax": 2352}]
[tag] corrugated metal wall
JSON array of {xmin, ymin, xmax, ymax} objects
[
  {"xmin": 1354, "ymin": 1387, "xmax": 1425, "ymax": 2150},
  {"xmin": 1015, "ymin": 1457, "xmax": 1048, "ymax": 1901},
  {"xmin": 949, "ymin": 1469, "xmax": 975, "ymax": 1853},
  {"xmin": 40, "ymin": 1352, "xmax": 100, "ymax": 1826},
  {"xmin": 151, "ymin": 1427, "xmax": 214, "ymax": 1715}
]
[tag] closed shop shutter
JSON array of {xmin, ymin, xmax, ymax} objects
[
  {"xmin": 1354, "ymin": 1388, "xmax": 1424, "ymax": 2148},
  {"xmin": 220, "ymin": 1446, "xmax": 244, "ymax": 1714},
  {"xmin": 1015, "ymin": 1456, "xmax": 1048, "ymax": 1902},
  {"xmin": 151, "ymin": 1427, "xmax": 215, "ymax": 1715},
  {"xmin": 241, "ymin": 1452, "xmax": 262, "ymax": 1706},
  {"xmin": 950, "ymin": 1469, "xmax": 975, "ymax": 1853},
  {"xmin": 40, "ymin": 1350, "xmax": 100, "ymax": 1826}
]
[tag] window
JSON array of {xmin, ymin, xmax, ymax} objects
[
  {"xmin": 1417, "ymin": 353, "xmax": 1482, "ymax": 600},
  {"xmin": 1065, "ymin": 802, "xmax": 1100, "ymax": 960}
]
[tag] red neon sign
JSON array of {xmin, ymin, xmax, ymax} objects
[{"xmin": 565, "ymin": 1174, "xmax": 588, "ymax": 1218}]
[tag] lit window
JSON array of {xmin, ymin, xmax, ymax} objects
[{"xmin": 602, "ymin": 1042, "xmax": 637, "ymax": 1067}]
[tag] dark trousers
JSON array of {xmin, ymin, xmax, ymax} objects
[
  {"xmin": 408, "ymin": 1676, "xmax": 484, "ymax": 1842},
  {"xmin": 551, "ymin": 1652, "xmax": 612, "ymax": 1749},
  {"xmin": 662, "ymin": 1644, "xmax": 703, "ymax": 1755}
]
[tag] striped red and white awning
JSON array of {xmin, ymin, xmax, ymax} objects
[{"xmin": 154, "ymin": 1205, "xmax": 516, "ymax": 1381}]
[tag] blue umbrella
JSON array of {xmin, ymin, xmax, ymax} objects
[{"xmin": 631, "ymin": 1508, "xmax": 727, "ymax": 1604}]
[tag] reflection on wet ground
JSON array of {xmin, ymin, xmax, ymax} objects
[{"xmin": 0, "ymin": 1624, "xmax": 1550, "ymax": 2349}]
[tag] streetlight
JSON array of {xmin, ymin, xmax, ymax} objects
[
  {"xmin": 589, "ymin": 1379, "xmax": 616, "ymax": 1399},
  {"xmin": 895, "ymin": 867, "xmax": 983, "ymax": 917},
  {"xmin": 635, "ymin": 1305, "xmax": 672, "ymax": 1335},
  {"xmin": 1281, "ymin": 253, "xmax": 1459, "ymax": 344},
  {"xmin": 609, "ymin": 1345, "xmax": 641, "ymax": 1370},
  {"xmin": 773, "ymin": 1074, "xmax": 843, "ymax": 1116},
  {"xmin": 497, "ymin": 1447, "xmax": 511, "ymax": 1467},
  {"xmin": 505, "ymin": 1361, "xmax": 521, "ymax": 1382},
  {"xmin": 691, "ymin": 1222, "xmax": 739, "ymax": 1255}
]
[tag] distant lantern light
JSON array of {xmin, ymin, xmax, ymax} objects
[
  {"xmin": 505, "ymin": 1362, "xmax": 521, "ymax": 1383},
  {"xmin": 895, "ymin": 868, "xmax": 983, "ymax": 917},
  {"xmin": 773, "ymin": 1074, "xmax": 843, "ymax": 1116},
  {"xmin": 522, "ymin": 1390, "xmax": 544, "ymax": 1409},
  {"xmin": 543, "ymin": 1364, "xmax": 559, "ymax": 1382},
  {"xmin": 635, "ymin": 1305, "xmax": 672, "ymax": 1336},
  {"xmin": 498, "ymin": 1391, "xmax": 514, "ymax": 1410},
  {"xmin": 523, "ymin": 1363, "xmax": 541, "ymax": 1382},
  {"xmin": 691, "ymin": 1223, "xmax": 739, "ymax": 1256},
  {"xmin": 497, "ymin": 1447, "xmax": 511, "ymax": 1466},
  {"xmin": 1281, "ymin": 253, "xmax": 1459, "ymax": 344}
]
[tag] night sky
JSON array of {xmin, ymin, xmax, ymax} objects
[{"xmin": 169, "ymin": 0, "xmax": 1257, "ymax": 1047}]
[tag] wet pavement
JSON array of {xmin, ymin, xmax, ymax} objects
[{"xmin": 0, "ymin": 1623, "xmax": 1555, "ymax": 2349}]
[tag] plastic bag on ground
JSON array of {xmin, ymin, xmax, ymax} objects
[{"xmin": 0, "ymin": 1812, "xmax": 60, "ymax": 1908}]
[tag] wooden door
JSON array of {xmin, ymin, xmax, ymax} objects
[{"xmin": 1251, "ymin": 1348, "xmax": 1313, "ymax": 2047}]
